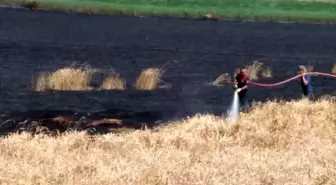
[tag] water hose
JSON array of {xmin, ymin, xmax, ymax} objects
[{"xmin": 248, "ymin": 72, "xmax": 336, "ymax": 87}]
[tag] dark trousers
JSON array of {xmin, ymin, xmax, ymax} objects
[
  {"xmin": 302, "ymin": 85, "xmax": 313, "ymax": 99},
  {"xmin": 238, "ymin": 90, "xmax": 248, "ymax": 111},
  {"xmin": 303, "ymin": 90, "xmax": 314, "ymax": 100}
]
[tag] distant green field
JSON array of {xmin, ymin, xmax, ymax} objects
[{"xmin": 2, "ymin": 0, "xmax": 336, "ymax": 22}]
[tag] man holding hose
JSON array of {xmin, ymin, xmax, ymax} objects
[{"xmin": 234, "ymin": 67, "xmax": 249, "ymax": 111}]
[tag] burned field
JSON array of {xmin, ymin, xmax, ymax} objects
[{"xmin": 1, "ymin": 7, "xmax": 336, "ymax": 134}]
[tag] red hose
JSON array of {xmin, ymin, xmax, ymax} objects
[{"xmin": 248, "ymin": 72, "xmax": 336, "ymax": 87}]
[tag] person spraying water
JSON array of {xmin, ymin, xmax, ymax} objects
[
  {"xmin": 228, "ymin": 67, "xmax": 249, "ymax": 123},
  {"xmin": 233, "ymin": 67, "xmax": 249, "ymax": 111}
]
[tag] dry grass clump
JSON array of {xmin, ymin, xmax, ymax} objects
[
  {"xmin": 246, "ymin": 61, "xmax": 272, "ymax": 80},
  {"xmin": 332, "ymin": 63, "xmax": 336, "ymax": 74},
  {"xmin": 261, "ymin": 66, "xmax": 272, "ymax": 78},
  {"xmin": 34, "ymin": 66, "xmax": 128, "ymax": 91},
  {"xmin": 235, "ymin": 61, "xmax": 273, "ymax": 80},
  {"xmin": 246, "ymin": 61, "xmax": 264, "ymax": 80},
  {"xmin": 135, "ymin": 68, "xmax": 162, "ymax": 90},
  {"xmin": 35, "ymin": 67, "xmax": 95, "ymax": 91},
  {"xmin": 101, "ymin": 75, "xmax": 126, "ymax": 90},
  {"xmin": 212, "ymin": 73, "xmax": 231, "ymax": 86},
  {"xmin": 35, "ymin": 72, "xmax": 51, "ymax": 91},
  {"xmin": 2, "ymin": 97, "xmax": 336, "ymax": 184},
  {"xmin": 307, "ymin": 64, "xmax": 315, "ymax": 72}
]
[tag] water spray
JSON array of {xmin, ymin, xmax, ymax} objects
[{"xmin": 228, "ymin": 91, "xmax": 240, "ymax": 123}]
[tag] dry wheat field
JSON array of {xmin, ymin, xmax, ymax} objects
[{"xmin": 1, "ymin": 98, "xmax": 336, "ymax": 184}]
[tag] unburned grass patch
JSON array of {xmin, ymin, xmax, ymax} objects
[
  {"xmin": 135, "ymin": 68, "xmax": 162, "ymax": 90},
  {"xmin": 212, "ymin": 73, "xmax": 231, "ymax": 86},
  {"xmin": 247, "ymin": 61, "xmax": 264, "ymax": 80},
  {"xmin": 2, "ymin": 97, "xmax": 336, "ymax": 184},
  {"xmin": 34, "ymin": 72, "xmax": 51, "ymax": 91},
  {"xmin": 247, "ymin": 61, "xmax": 273, "ymax": 80},
  {"xmin": 272, "ymin": 0, "xmax": 336, "ymax": 3},
  {"xmin": 3, "ymin": 0, "xmax": 336, "ymax": 23},
  {"xmin": 101, "ymin": 74, "xmax": 126, "ymax": 90},
  {"xmin": 34, "ymin": 67, "xmax": 95, "ymax": 91},
  {"xmin": 33, "ymin": 65, "xmax": 168, "ymax": 91},
  {"xmin": 34, "ymin": 66, "xmax": 127, "ymax": 91},
  {"xmin": 261, "ymin": 66, "xmax": 272, "ymax": 78},
  {"xmin": 233, "ymin": 61, "xmax": 273, "ymax": 80},
  {"xmin": 332, "ymin": 63, "xmax": 336, "ymax": 74}
]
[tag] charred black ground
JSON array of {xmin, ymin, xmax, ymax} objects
[{"xmin": 1, "ymin": 7, "xmax": 336, "ymax": 134}]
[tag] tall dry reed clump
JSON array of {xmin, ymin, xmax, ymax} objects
[
  {"xmin": 35, "ymin": 67, "xmax": 95, "ymax": 91},
  {"xmin": 246, "ymin": 61, "xmax": 273, "ymax": 80},
  {"xmin": 212, "ymin": 73, "xmax": 231, "ymax": 86},
  {"xmin": 2, "ymin": 97, "xmax": 336, "ymax": 184},
  {"xmin": 332, "ymin": 63, "xmax": 336, "ymax": 74},
  {"xmin": 135, "ymin": 68, "xmax": 161, "ymax": 90},
  {"xmin": 233, "ymin": 61, "xmax": 272, "ymax": 81},
  {"xmin": 261, "ymin": 66, "xmax": 272, "ymax": 78},
  {"xmin": 101, "ymin": 74, "xmax": 126, "ymax": 90}
]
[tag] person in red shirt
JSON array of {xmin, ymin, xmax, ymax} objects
[{"xmin": 234, "ymin": 67, "xmax": 249, "ymax": 111}]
